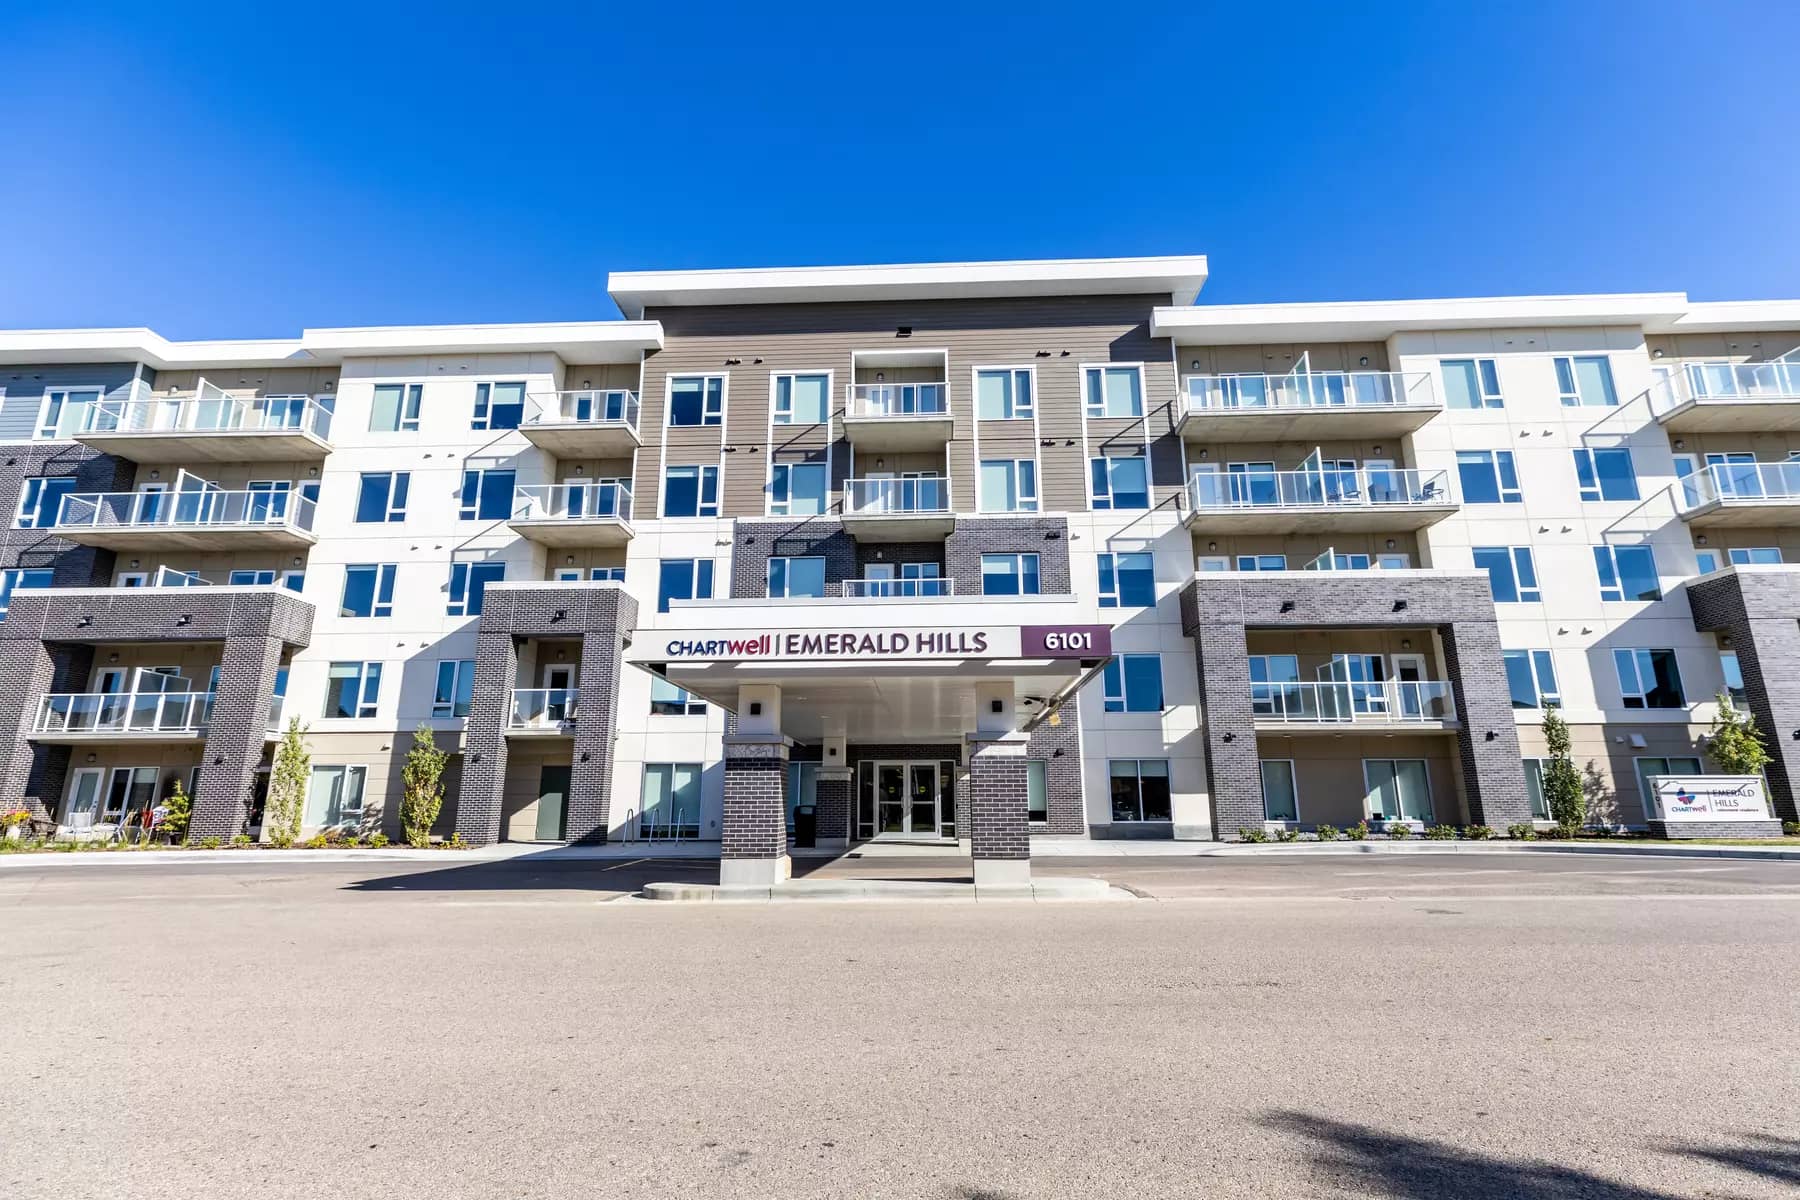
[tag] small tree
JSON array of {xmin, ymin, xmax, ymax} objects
[
  {"xmin": 159, "ymin": 778, "xmax": 192, "ymax": 843},
  {"xmin": 1707, "ymin": 692, "xmax": 1772, "ymax": 777},
  {"xmin": 264, "ymin": 717, "xmax": 311, "ymax": 848},
  {"xmin": 400, "ymin": 725, "xmax": 449, "ymax": 848},
  {"xmin": 1541, "ymin": 706, "xmax": 1586, "ymax": 833}
]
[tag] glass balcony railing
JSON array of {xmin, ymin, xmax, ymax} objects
[
  {"xmin": 512, "ymin": 482, "xmax": 633, "ymax": 522},
  {"xmin": 1650, "ymin": 359, "xmax": 1800, "ymax": 416},
  {"xmin": 57, "ymin": 488, "xmax": 317, "ymax": 534},
  {"xmin": 842, "ymin": 578, "xmax": 954, "ymax": 598},
  {"xmin": 80, "ymin": 393, "xmax": 333, "ymax": 440},
  {"xmin": 1677, "ymin": 461, "xmax": 1800, "ymax": 510},
  {"xmin": 524, "ymin": 389, "xmax": 640, "ymax": 432},
  {"xmin": 34, "ymin": 690, "xmax": 216, "ymax": 736},
  {"xmin": 843, "ymin": 477, "xmax": 951, "ymax": 515},
  {"xmin": 1189, "ymin": 467, "xmax": 1452, "ymax": 512},
  {"xmin": 1250, "ymin": 680, "xmax": 1456, "ymax": 723},
  {"xmin": 509, "ymin": 688, "xmax": 579, "ymax": 729},
  {"xmin": 1185, "ymin": 371, "xmax": 1437, "ymax": 413},
  {"xmin": 847, "ymin": 383, "xmax": 948, "ymax": 418}
]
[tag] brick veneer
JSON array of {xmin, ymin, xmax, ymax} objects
[
  {"xmin": 456, "ymin": 583, "xmax": 638, "ymax": 845},
  {"xmin": 729, "ymin": 514, "xmax": 1073, "ymax": 600},
  {"xmin": 814, "ymin": 772, "xmax": 851, "ymax": 842},
  {"xmin": 1647, "ymin": 818, "xmax": 1785, "ymax": 839},
  {"xmin": 721, "ymin": 739, "xmax": 789, "ymax": 859},
  {"xmin": 1181, "ymin": 571, "xmax": 1531, "ymax": 836},
  {"xmin": 966, "ymin": 738, "xmax": 1031, "ymax": 860},
  {"xmin": 1687, "ymin": 566, "xmax": 1800, "ymax": 821},
  {"xmin": 0, "ymin": 442, "xmax": 134, "ymax": 590}
]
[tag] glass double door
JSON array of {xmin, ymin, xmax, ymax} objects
[{"xmin": 875, "ymin": 762, "xmax": 941, "ymax": 837}]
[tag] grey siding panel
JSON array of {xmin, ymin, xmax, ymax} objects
[{"xmin": 0, "ymin": 363, "xmax": 141, "ymax": 441}]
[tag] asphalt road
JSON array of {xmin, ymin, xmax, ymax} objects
[{"xmin": 4, "ymin": 852, "xmax": 1798, "ymax": 1199}]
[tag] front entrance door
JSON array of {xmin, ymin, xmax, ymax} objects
[
  {"xmin": 1392, "ymin": 653, "xmax": 1427, "ymax": 717},
  {"xmin": 874, "ymin": 761, "xmax": 940, "ymax": 837},
  {"xmin": 535, "ymin": 765, "xmax": 570, "ymax": 841}
]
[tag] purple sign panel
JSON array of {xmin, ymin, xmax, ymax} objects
[{"xmin": 1020, "ymin": 624, "xmax": 1112, "ymax": 658}]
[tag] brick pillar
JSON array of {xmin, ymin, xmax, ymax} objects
[
  {"xmin": 1192, "ymin": 624, "xmax": 1261, "ymax": 838},
  {"xmin": 566, "ymin": 627, "xmax": 626, "ymax": 844},
  {"xmin": 190, "ymin": 634, "xmax": 284, "ymax": 841},
  {"xmin": 0, "ymin": 639, "xmax": 61, "ymax": 820},
  {"xmin": 966, "ymin": 735, "xmax": 1031, "ymax": 887},
  {"xmin": 815, "ymin": 769, "xmax": 851, "ymax": 847},
  {"xmin": 456, "ymin": 628, "xmax": 518, "ymax": 846},
  {"xmin": 1440, "ymin": 620, "xmax": 1532, "ymax": 828},
  {"xmin": 720, "ymin": 737, "xmax": 789, "ymax": 887}
]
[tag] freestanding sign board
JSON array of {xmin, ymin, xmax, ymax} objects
[{"xmin": 1646, "ymin": 775, "xmax": 1770, "ymax": 822}]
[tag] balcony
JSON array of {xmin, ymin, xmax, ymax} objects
[
  {"xmin": 842, "ymin": 578, "xmax": 954, "ymax": 598},
  {"xmin": 508, "ymin": 688, "xmax": 578, "ymax": 734},
  {"xmin": 842, "ymin": 383, "xmax": 953, "ymax": 450},
  {"xmin": 840, "ymin": 476, "xmax": 955, "ymax": 541},
  {"xmin": 1178, "ymin": 371, "xmax": 1440, "ymax": 442},
  {"xmin": 520, "ymin": 390, "xmax": 642, "ymax": 457},
  {"xmin": 1676, "ymin": 461, "xmax": 1800, "ymax": 527},
  {"xmin": 507, "ymin": 482, "xmax": 635, "ymax": 547},
  {"xmin": 1185, "ymin": 467, "xmax": 1457, "ymax": 534},
  {"xmin": 1650, "ymin": 360, "xmax": 1800, "ymax": 432},
  {"xmin": 1251, "ymin": 680, "xmax": 1458, "ymax": 732},
  {"xmin": 74, "ymin": 391, "xmax": 333, "ymax": 463},
  {"xmin": 55, "ymin": 487, "xmax": 319, "ymax": 551},
  {"xmin": 30, "ymin": 690, "xmax": 286, "ymax": 743}
]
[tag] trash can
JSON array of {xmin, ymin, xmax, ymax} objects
[{"xmin": 793, "ymin": 804, "xmax": 817, "ymax": 848}]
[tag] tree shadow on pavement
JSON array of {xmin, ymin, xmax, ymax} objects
[
  {"xmin": 1668, "ymin": 1133, "xmax": 1800, "ymax": 1189},
  {"xmin": 1261, "ymin": 1111, "xmax": 1690, "ymax": 1200}
]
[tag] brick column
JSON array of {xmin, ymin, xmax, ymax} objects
[
  {"xmin": 0, "ymin": 639, "xmax": 62, "ymax": 820},
  {"xmin": 1440, "ymin": 620, "xmax": 1532, "ymax": 828},
  {"xmin": 456, "ymin": 628, "xmax": 518, "ymax": 846},
  {"xmin": 192, "ymin": 634, "xmax": 285, "ymax": 841},
  {"xmin": 815, "ymin": 769, "xmax": 851, "ymax": 847},
  {"xmin": 966, "ymin": 735, "xmax": 1031, "ymax": 887},
  {"xmin": 1191, "ymin": 623, "xmax": 1261, "ymax": 838},
  {"xmin": 720, "ymin": 737, "xmax": 789, "ymax": 887},
  {"xmin": 566, "ymin": 627, "xmax": 626, "ymax": 844}
]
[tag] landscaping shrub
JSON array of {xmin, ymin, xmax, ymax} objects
[
  {"xmin": 1386, "ymin": 821, "xmax": 1413, "ymax": 840},
  {"xmin": 1238, "ymin": 827, "xmax": 1270, "ymax": 843},
  {"xmin": 1314, "ymin": 824, "xmax": 1340, "ymax": 842},
  {"xmin": 1507, "ymin": 823, "xmax": 1536, "ymax": 840},
  {"xmin": 1464, "ymin": 825, "xmax": 1495, "ymax": 840},
  {"xmin": 1345, "ymin": 821, "xmax": 1368, "ymax": 841}
]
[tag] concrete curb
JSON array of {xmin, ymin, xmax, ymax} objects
[{"xmin": 640, "ymin": 877, "xmax": 1124, "ymax": 903}]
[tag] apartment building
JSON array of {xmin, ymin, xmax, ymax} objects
[{"xmin": 1, "ymin": 257, "xmax": 1795, "ymax": 878}]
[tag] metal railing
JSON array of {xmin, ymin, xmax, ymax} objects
[
  {"xmin": 524, "ymin": 389, "xmax": 640, "ymax": 432},
  {"xmin": 847, "ymin": 383, "xmax": 948, "ymax": 418},
  {"xmin": 81, "ymin": 393, "xmax": 333, "ymax": 440},
  {"xmin": 1251, "ymin": 680, "xmax": 1456, "ymax": 723},
  {"xmin": 1649, "ymin": 359, "xmax": 1800, "ymax": 416},
  {"xmin": 151, "ymin": 566, "xmax": 213, "ymax": 587},
  {"xmin": 35, "ymin": 690, "xmax": 216, "ymax": 735},
  {"xmin": 509, "ymin": 688, "xmax": 579, "ymax": 729},
  {"xmin": 843, "ymin": 476, "xmax": 952, "ymax": 514},
  {"xmin": 1677, "ymin": 461, "xmax": 1800, "ymax": 510},
  {"xmin": 842, "ymin": 577, "xmax": 954, "ymax": 598},
  {"xmin": 1188, "ymin": 467, "xmax": 1451, "ymax": 512},
  {"xmin": 56, "ymin": 488, "xmax": 317, "ymax": 533},
  {"xmin": 1184, "ymin": 371, "xmax": 1436, "ymax": 413},
  {"xmin": 511, "ymin": 482, "xmax": 633, "ymax": 523}
]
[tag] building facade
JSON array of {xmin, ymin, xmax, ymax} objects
[{"xmin": 1, "ymin": 258, "xmax": 1796, "ymax": 872}]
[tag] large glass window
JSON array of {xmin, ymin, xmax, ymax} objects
[
  {"xmin": 340, "ymin": 563, "xmax": 397, "ymax": 618},
  {"xmin": 978, "ymin": 459, "xmax": 1037, "ymax": 513},
  {"xmin": 36, "ymin": 387, "xmax": 102, "ymax": 439},
  {"xmin": 324, "ymin": 662, "xmax": 382, "ymax": 719},
  {"xmin": 768, "ymin": 555, "xmax": 826, "ymax": 598},
  {"xmin": 1503, "ymin": 649, "xmax": 1560, "ymax": 709},
  {"xmin": 1614, "ymin": 648, "xmax": 1686, "ymax": 709},
  {"xmin": 650, "ymin": 676, "xmax": 706, "ymax": 716},
  {"xmin": 0, "ymin": 568, "xmax": 52, "ymax": 615},
  {"xmin": 663, "ymin": 465, "xmax": 720, "ymax": 517},
  {"xmin": 15, "ymin": 477, "xmax": 76, "ymax": 528},
  {"xmin": 1236, "ymin": 555, "xmax": 1287, "ymax": 572},
  {"xmin": 1109, "ymin": 759, "xmax": 1171, "ymax": 822},
  {"xmin": 356, "ymin": 471, "xmax": 410, "ymax": 523},
  {"xmin": 1260, "ymin": 759, "xmax": 1298, "ymax": 821},
  {"xmin": 1456, "ymin": 450, "xmax": 1522, "ymax": 504},
  {"xmin": 772, "ymin": 373, "xmax": 829, "ymax": 425},
  {"xmin": 1720, "ymin": 650, "xmax": 1746, "ymax": 706},
  {"xmin": 1473, "ymin": 546, "xmax": 1540, "ymax": 602},
  {"xmin": 1097, "ymin": 552, "xmax": 1155, "ymax": 607},
  {"xmin": 769, "ymin": 462, "xmax": 827, "ymax": 516},
  {"xmin": 1634, "ymin": 756, "xmax": 1704, "ymax": 812},
  {"xmin": 1085, "ymin": 366, "xmax": 1144, "ymax": 417},
  {"xmin": 1102, "ymin": 654, "xmax": 1164, "ymax": 713},
  {"xmin": 447, "ymin": 561, "xmax": 504, "ymax": 616},
  {"xmin": 1555, "ymin": 356, "xmax": 1618, "ymax": 407},
  {"xmin": 432, "ymin": 660, "xmax": 476, "ymax": 718},
  {"xmin": 657, "ymin": 558, "xmax": 714, "ymax": 613},
  {"xmin": 459, "ymin": 468, "xmax": 516, "ymax": 521},
  {"xmin": 1363, "ymin": 758, "xmax": 1433, "ymax": 822},
  {"xmin": 1573, "ymin": 448, "xmax": 1639, "ymax": 502},
  {"xmin": 1026, "ymin": 759, "xmax": 1048, "ymax": 823},
  {"xmin": 667, "ymin": 376, "xmax": 724, "ymax": 427},
  {"xmin": 1594, "ymin": 545, "xmax": 1661, "ymax": 602},
  {"xmin": 1091, "ymin": 455, "xmax": 1150, "ymax": 510},
  {"xmin": 370, "ymin": 383, "xmax": 422, "ymax": 432},
  {"xmin": 1728, "ymin": 547, "xmax": 1782, "ymax": 566},
  {"xmin": 1524, "ymin": 758, "xmax": 1551, "ymax": 820},
  {"xmin": 305, "ymin": 765, "xmax": 368, "ymax": 827},
  {"xmin": 640, "ymin": 763, "xmax": 702, "ymax": 838},
  {"xmin": 1441, "ymin": 358, "xmax": 1502, "ymax": 409},
  {"xmin": 786, "ymin": 760, "xmax": 820, "ymax": 831},
  {"xmin": 976, "ymin": 368, "xmax": 1034, "ymax": 420},
  {"xmin": 980, "ymin": 553, "xmax": 1040, "ymax": 596},
  {"xmin": 472, "ymin": 381, "xmax": 525, "ymax": 430}
]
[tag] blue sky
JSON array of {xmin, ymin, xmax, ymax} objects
[{"xmin": 3, "ymin": 1, "xmax": 1797, "ymax": 337}]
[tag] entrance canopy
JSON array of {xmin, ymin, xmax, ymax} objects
[{"xmin": 625, "ymin": 597, "xmax": 1112, "ymax": 742}]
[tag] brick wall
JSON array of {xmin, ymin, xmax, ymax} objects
[
  {"xmin": 944, "ymin": 516, "xmax": 1070, "ymax": 597},
  {"xmin": 966, "ymin": 741, "xmax": 1030, "ymax": 860},
  {"xmin": 814, "ymin": 773, "xmax": 851, "ymax": 841},
  {"xmin": 1688, "ymin": 569, "xmax": 1800, "ymax": 822},
  {"xmin": 721, "ymin": 740, "xmax": 788, "ymax": 858}
]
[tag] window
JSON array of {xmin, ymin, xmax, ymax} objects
[
  {"xmin": 305, "ymin": 765, "xmax": 368, "ymax": 827},
  {"xmin": 1573, "ymin": 448, "xmax": 1639, "ymax": 502},
  {"xmin": 590, "ymin": 566, "xmax": 626, "ymax": 582},
  {"xmin": 1728, "ymin": 547, "xmax": 1782, "ymax": 566},
  {"xmin": 767, "ymin": 555, "xmax": 826, "ymax": 598},
  {"xmin": 1249, "ymin": 655, "xmax": 1301, "ymax": 716},
  {"xmin": 1634, "ymin": 757, "xmax": 1704, "ymax": 811},
  {"xmin": 1523, "ymin": 758, "xmax": 1552, "ymax": 820},
  {"xmin": 447, "ymin": 561, "xmax": 504, "ymax": 616},
  {"xmin": 1614, "ymin": 648, "xmax": 1686, "ymax": 709},
  {"xmin": 1236, "ymin": 555, "xmax": 1287, "ymax": 571},
  {"xmin": 229, "ymin": 570, "xmax": 275, "ymax": 586},
  {"xmin": 1503, "ymin": 649, "xmax": 1561, "ymax": 709},
  {"xmin": 976, "ymin": 368, "xmax": 1034, "ymax": 420},
  {"xmin": 1084, "ymin": 366, "xmax": 1144, "ymax": 417},
  {"xmin": 1097, "ymin": 552, "xmax": 1155, "ymax": 608},
  {"xmin": 786, "ymin": 761, "xmax": 820, "ymax": 831},
  {"xmin": 640, "ymin": 763, "xmax": 702, "ymax": 839},
  {"xmin": 1026, "ymin": 759, "xmax": 1048, "ymax": 823},
  {"xmin": 1455, "ymin": 450, "xmax": 1522, "ymax": 504},
  {"xmin": 662, "ymin": 465, "xmax": 720, "ymax": 518},
  {"xmin": 769, "ymin": 462, "xmax": 826, "ymax": 516},
  {"xmin": 472, "ymin": 381, "xmax": 525, "ymax": 430},
  {"xmin": 981, "ymin": 553, "xmax": 1040, "ymax": 596},
  {"xmin": 324, "ymin": 662, "xmax": 382, "ymax": 719},
  {"xmin": 1441, "ymin": 359, "xmax": 1502, "ymax": 410},
  {"xmin": 37, "ymin": 387, "xmax": 102, "ymax": 439},
  {"xmin": 1260, "ymin": 760, "xmax": 1298, "ymax": 821},
  {"xmin": 1102, "ymin": 654, "xmax": 1164, "ymax": 713},
  {"xmin": 15, "ymin": 477, "xmax": 75, "ymax": 528},
  {"xmin": 1720, "ymin": 651, "xmax": 1746, "ymax": 707},
  {"xmin": 667, "ymin": 376, "xmax": 724, "ymax": 427},
  {"xmin": 459, "ymin": 468, "xmax": 516, "ymax": 521},
  {"xmin": 978, "ymin": 459, "xmax": 1037, "ymax": 513},
  {"xmin": 1594, "ymin": 545, "xmax": 1661, "ymax": 602},
  {"xmin": 432, "ymin": 660, "xmax": 476, "ymax": 718},
  {"xmin": 1109, "ymin": 759, "xmax": 1171, "ymax": 822},
  {"xmin": 772, "ymin": 373, "xmax": 828, "ymax": 425},
  {"xmin": 355, "ymin": 471, "xmax": 410, "ymax": 523},
  {"xmin": 1364, "ymin": 759, "xmax": 1434, "ymax": 822},
  {"xmin": 339, "ymin": 564, "xmax": 397, "ymax": 617},
  {"xmin": 657, "ymin": 558, "xmax": 713, "ymax": 613},
  {"xmin": 0, "ymin": 568, "xmax": 52, "ymax": 615},
  {"xmin": 1091, "ymin": 455, "xmax": 1150, "ymax": 510},
  {"xmin": 1473, "ymin": 546, "xmax": 1540, "ymax": 602},
  {"xmin": 651, "ymin": 675, "xmax": 706, "ymax": 716},
  {"xmin": 1555, "ymin": 355, "xmax": 1618, "ymax": 407},
  {"xmin": 370, "ymin": 383, "xmax": 422, "ymax": 432}
]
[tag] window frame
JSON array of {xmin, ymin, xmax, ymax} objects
[
  {"xmin": 1090, "ymin": 453, "xmax": 1151, "ymax": 511},
  {"xmin": 0, "ymin": 567, "xmax": 53, "ymax": 615},
  {"xmin": 305, "ymin": 763, "xmax": 369, "ymax": 828},
  {"xmin": 661, "ymin": 464, "xmax": 721, "ymax": 518},
  {"xmin": 1555, "ymin": 355, "xmax": 1618, "ymax": 407},
  {"xmin": 1473, "ymin": 545, "xmax": 1540, "ymax": 602},
  {"xmin": 1573, "ymin": 447, "xmax": 1639, "ymax": 502},
  {"xmin": 1260, "ymin": 758, "xmax": 1299, "ymax": 822},
  {"xmin": 656, "ymin": 558, "xmax": 714, "ymax": 613},
  {"xmin": 432, "ymin": 659, "xmax": 477, "ymax": 719},
  {"xmin": 1102, "ymin": 653, "xmax": 1165, "ymax": 713},
  {"xmin": 666, "ymin": 374, "xmax": 726, "ymax": 428},
  {"xmin": 977, "ymin": 458, "xmax": 1038, "ymax": 514},
  {"xmin": 14, "ymin": 476, "xmax": 76, "ymax": 529},
  {"xmin": 471, "ymin": 381, "xmax": 527, "ymax": 431},
  {"xmin": 458, "ymin": 467, "xmax": 517, "ymax": 522},
  {"xmin": 1108, "ymin": 758, "xmax": 1172, "ymax": 823},
  {"xmin": 339, "ymin": 563, "xmax": 398, "ymax": 619},
  {"xmin": 767, "ymin": 555, "xmax": 827, "ymax": 599},
  {"xmin": 1441, "ymin": 358, "xmax": 1503, "ymax": 409},
  {"xmin": 36, "ymin": 386, "xmax": 103, "ymax": 440},
  {"xmin": 323, "ymin": 661, "xmax": 383, "ymax": 720},
  {"xmin": 770, "ymin": 371, "xmax": 831, "ymax": 426},
  {"xmin": 1097, "ymin": 551, "xmax": 1155, "ymax": 608},
  {"xmin": 1613, "ymin": 648, "xmax": 1686, "ymax": 710},
  {"xmin": 768, "ymin": 460, "xmax": 827, "ymax": 517},
  {"xmin": 1719, "ymin": 650, "xmax": 1746, "ymax": 707},
  {"xmin": 1502, "ymin": 649, "xmax": 1561, "ymax": 709},
  {"xmin": 447, "ymin": 560, "xmax": 505, "ymax": 617},
  {"xmin": 1455, "ymin": 450, "xmax": 1522, "ymax": 504},
  {"xmin": 974, "ymin": 366, "xmax": 1036, "ymax": 421},
  {"xmin": 1083, "ymin": 364, "xmax": 1146, "ymax": 418},
  {"xmin": 1594, "ymin": 544, "xmax": 1662, "ymax": 602},
  {"xmin": 370, "ymin": 383, "xmax": 422, "ymax": 433},
  {"xmin": 980, "ymin": 552, "xmax": 1041, "ymax": 597},
  {"xmin": 650, "ymin": 674, "xmax": 707, "ymax": 717},
  {"xmin": 355, "ymin": 470, "xmax": 410, "ymax": 524}
]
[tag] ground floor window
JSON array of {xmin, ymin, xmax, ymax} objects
[
  {"xmin": 1109, "ymin": 759, "xmax": 1171, "ymax": 822},
  {"xmin": 1363, "ymin": 758, "xmax": 1433, "ymax": 822},
  {"xmin": 305, "ymin": 765, "xmax": 367, "ymax": 828},
  {"xmin": 786, "ymin": 761, "xmax": 818, "ymax": 831},
  {"xmin": 1260, "ymin": 759, "xmax": 1298, "ymax": 821},
  {"xmin": 1634, "ymin": 757, "xmax": 1703, "ymax": 815},
  {"xmin": 641, "ymin": 763, "xmax": 701, "ymax": 839},
  {"xmin": 62, "ymin": 765, "xmax": 157, "ymax": 827},
  {"xmin": 1523, "ymin": 758, "xmax": 1551, "ymax": 820},
  {"xmin": 1026, "ymin": 759, "xmax": 1048, "ymax": 823}
]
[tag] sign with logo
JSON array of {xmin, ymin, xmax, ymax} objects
[
  {"xmin": 1647, "ymin": 775, "xmax": 1770, "ymax": 821},
  {"xmin": 649, "ymin": 623, "xmax": 1111, "ymax": 663}
]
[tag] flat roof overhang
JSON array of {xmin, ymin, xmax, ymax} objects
[
  {"xmin": 1175, "ymin": 404, "xmax": 1442, "ymax": 443},
  {"xmin": 1153, "ymin": 293, "xmax": 1691, "ymax": 344},
  {"xmin": 507, "ymin": 516, "xmax": 635, "ymax": 547},
  {"xmin": 1654, "ymin": 398, "xmax": 1800, "ymax": 434},
  {"xmin": 55, "ymin": 525, "xmax": 321, "ymax": 552},
  {"xmin": 516, "ymin": 423, "xmax": 642, "ymax": 458},
  {"xmin": 1183, "ymin": 503, "xmax": 1458, "ymax": 534},
  {"xmin": 74, "ymin": 428, "xmax": 333, "ymax": 464},
  {"xmin": 1679, "ymin": 498, "xmax": 1800, "ymax": 528},
  {"xmin": 626, "ymin": 597, "xmax": 1111, "ymax": 742}
]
